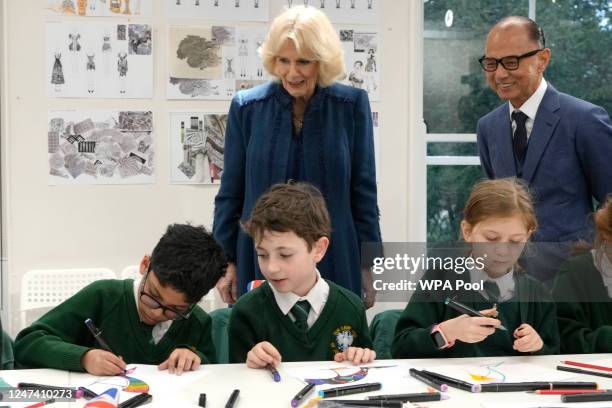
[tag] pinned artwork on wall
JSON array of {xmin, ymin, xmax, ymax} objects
[
  {"xmin": 169, "ymin": 112, "xmax": 227, "ymax": 184},
  {"xmin": 45, "ymin": 0, "xmax": 153, "ymax": 17},
  {"xmin": 46, "ymin": 22, "xmax": 153, "ymax": 98},
  {"xmin": 339, "ymin": 29, "xmax": 379, "ymax": 101},
  {"xmin": 283, "ymin": 0, "xmax": 379, "ymax": 24},
  {"xmin": 167, "ymin": 0, "xmax": 269, "ymax": 22},
  {"xmin": 48, "ymin": 110, "xmax": 155, "ymax": 185},
  {"xmin": 167, "ymin": 26, "xmax": 267, "ymax": 100}
]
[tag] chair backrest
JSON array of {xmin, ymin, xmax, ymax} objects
[
  {"xmin": 20, "ymin": 268, "xmax": 116, "ymax": 328},
  {"xmin": 121, "ymin": 265, "xmax": 140, "ymax": 280},
  {"xmin": 369, "ymin": 309, "xmax": 403, "ymax": 360}
]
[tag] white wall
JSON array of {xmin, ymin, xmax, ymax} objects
[{"xmin": 1, "ymin": 0, "xmax": 419, "ymax": 335}]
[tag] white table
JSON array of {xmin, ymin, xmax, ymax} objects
[{"xmin": 2, "ymin": 354, "xmax": 612, "ymax": 408}]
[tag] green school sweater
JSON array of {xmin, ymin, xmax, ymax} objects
[
  {"xmin": 15, "ymin": 279, "xmax": 216, "ymax": 371},
  {"xmin": 228, "ymin": 280, "xmax": 372, "ymax": 363},
  {"xmin": 392, "ymin": 269, "xmax": 559, "ymax": 358},
  {"xmin": 553, "ymin": 252, "xmax": 612, "ymax": 353}
]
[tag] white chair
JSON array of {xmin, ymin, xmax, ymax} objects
[
  {"xmin": 121, "ymin": 265, "xmax": 140, "ymax": 280},
  {"xmin": 20, "ymin": 268, "xmax": 116, "ymax": 329}
]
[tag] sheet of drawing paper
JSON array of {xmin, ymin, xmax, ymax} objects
[
  {"xmin": 339, "ymin": 28, "xmax": 380, "ymax": 101},
  {"xmin": 167, "ymin": 25, "xmax": 268, "ymax": 100},
  {"xmin": 46, "ymin": 22, "xmax": 153, "ymax": 98},
  {"xmin": 166, "ymin": 0, "xmax": 269, "ymax": 22},
  {"xmin": 428, "ymin": 360, "xmax": 577, "ymax": 384},
  {"xmin": 168, "ymin": 111, "xmax": 227, "ymax": 184},
  {"xmin": 45, "ymin": 0, "xmax": 152, "ymax": 17},
  {"xmin": 283, "ymin": 0, "xmax": 381, "ymax": 25},
  {"xmin": 284, "ymin": 364, "xmax": 422, "ymax": 392},
  {"xmin": 48, "ymin": 110, "xmax": 154, "ymax": 185}
]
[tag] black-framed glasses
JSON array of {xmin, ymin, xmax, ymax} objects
[
  {"xmin": 479, "ymin": 49, "xmax": 544, "ymax": 72},
  {"xmin": 139, "ymin": 269, "xmax": 195, "ymax": 321}
]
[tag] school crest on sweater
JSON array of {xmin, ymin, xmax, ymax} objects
[{"xmin": 331, "ymin": 325, "xmax": 356, "ymax": 353}]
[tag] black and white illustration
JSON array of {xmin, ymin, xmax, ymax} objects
[
  {"xmin": 340, "ymin": 29, "xmax": 379, "ymax": 101},
  {"xmin": 46, "ymin": 22, "xmax": 153, "ymax": 98},
  {"xmin": 167, "ymin": 0, "xmax": 269, "ymax": 22},
  {"xmin": 339, "ymin": 29, "xmax": 354, "ymax": 42},
  {"xmin": 51, "ymin": 52, "xmax": 65, "ymax": 92},
  {"xmin": 286, "ymin": 0, "xmax": 379, "ymax": 24},
  {"xmin": 169, "ymin": 112, "xmax": 227, "ymax": 184},
  {"xmin": 128, "ymin": 24, "xmax": 152, "ymax": 55},
  {"xmin": 167, "ymin": 25, "xmax": 268, "ymax": 100},
  {"xmin": 45, "ymin": 0, "xmax": 152, "ymax": 17},
  {"xmin": 48, "ymin": 110, "xmax": 155, "ymax": 185}
]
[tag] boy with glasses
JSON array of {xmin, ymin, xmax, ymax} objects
[{"xmin": 15, "ymin": 224, "xmax": 226, "ymax": 375}]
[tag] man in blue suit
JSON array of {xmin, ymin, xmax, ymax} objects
[{"xmin": 477, "ymin": 16, "xmax": 612, "ymax": 282}]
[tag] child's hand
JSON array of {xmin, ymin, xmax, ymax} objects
[
  {"xmin": 439, "ymin": 308, "xmax": 501, "ymax": 344},
  {"xmin": 334, "ymin": 347, "xmax": 376, "ymax": 365},
  {"xmin": 246, "ymin": 341, "xmax": 281, "ymax": 369},
  {"xmin": 81, "ymin": 349, "xmax": 126, "ymax": 376},
  {"xmin": 158, "ymin": 347, "xmax": 201, "ymax": 375},
  {"xmin": 513, "ymin": 323, "xmax": 543, "ymax": 353}
]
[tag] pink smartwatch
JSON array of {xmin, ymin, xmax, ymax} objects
[{"xmin": 431, "ymin": 324, "xmax": 455, "ymax": 349}]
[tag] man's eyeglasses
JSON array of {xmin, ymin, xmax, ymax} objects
[
  {"xmin": 139, "ymin": 270, "xmax": 194, "ymax": 321},
  {"xmin": 479, "ymin": 49, "xmax": 544, "ymax": 72}
]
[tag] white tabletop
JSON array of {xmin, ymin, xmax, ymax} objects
[{"xmin": 2, "ymin": 354, "xmax": 612, "ymax": 408}]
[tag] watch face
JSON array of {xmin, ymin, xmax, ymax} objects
[{"xmin": 432, "ymin": 330, "xmax": 447, "ymax": 349}]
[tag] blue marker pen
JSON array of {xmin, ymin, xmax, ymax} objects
[{"xmin": 267, "ymin": 364, "xmax": 281, "ymax": 382}]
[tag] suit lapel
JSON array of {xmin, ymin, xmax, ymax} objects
[
  {"xmin": 522, "ymin": 86, "xmax": 561, "ymax": 183},
  {"xmin": 491, "ymin": 106, "xmax": 517, "ymax": 177}
]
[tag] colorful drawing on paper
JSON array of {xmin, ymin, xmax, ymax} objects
[
  {"xmin": 467, "ymin": 362, "xmax": 506, "ymax": 382},
  {"xmin": 429, "ymin": 361, "xmax": 574, "ymax": 385},
  {"xmin": 123, "ymin": 376, "xmax": 149, "ymax": 393},
  {"xmin": 84, "ymin": 387, "xmax": 119, "ymax": 408},
  {"xmin": 87, "ymin": 367, "xmax": 150, "ymax": 394},
  {"xmin": 303, "ymin": 365, "xmax": 396, "ymax": 385},
  {"xmin": 46, "ymin": 0, "xmax": 152, "ymax": 17}
]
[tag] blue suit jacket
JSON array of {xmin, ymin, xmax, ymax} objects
[
  {"xmin": 477, "ymin": 84, "xmax": 612, "ymax": 242},
  {"xmin": 213, "ymin": 81, "xmax": 382, "ymax": 296}
]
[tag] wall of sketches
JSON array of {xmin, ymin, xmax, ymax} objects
[{"xmin": 1, "ymin": 0, "xmax": 413, "ymax": 332}]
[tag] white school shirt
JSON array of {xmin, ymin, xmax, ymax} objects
[
  {"xmin": 509, "ymin": 78, "xmax": 548, "ymax": 140},
  {"xmin": 133, "ymin": 277, "xmax": 173, "ymax": 344},
  {"xmin": 268, "ymin": 270, "xmax": 329, "ymax": 329},
  {"xmin": 469, "ymin": 265, "xmax": 516, "ymax": 302}
]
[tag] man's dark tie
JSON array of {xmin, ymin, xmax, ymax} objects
[
  {"xmin": 290, "ymin": 300, "xmax": 311, "ymax": 331},
  {"xmin": 484, "ymin": 280, "xmax": 501, "ymax": 302},
  {"xmin": 512, "ymin": 110, "xmax": 528, "ymax": 163}
]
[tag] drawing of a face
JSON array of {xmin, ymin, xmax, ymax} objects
[{"xmin": 274, "ymin": 40, "xmax": 319, "ymax": 101}]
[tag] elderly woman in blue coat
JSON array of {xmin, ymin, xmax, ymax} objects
[{"xmin": 213, "ymin": 6, "xmax": 381, "ymax": 306}]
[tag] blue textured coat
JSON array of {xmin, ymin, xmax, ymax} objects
[
  {"xmin": 213, "ymin": 81, "xmax": 382, "ymax": 296},
  {"xmin": 477, "ymin": 84, "xmax": 612, "ymax": 243}
]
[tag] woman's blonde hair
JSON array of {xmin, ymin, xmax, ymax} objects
[
  {"xmin": 463, "ymin": 178, "xmax": 537, "ymax": 233},
  {"xmin": 259, "ymin": 6, "xmax": 345, "ymax": 86}
]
